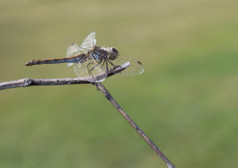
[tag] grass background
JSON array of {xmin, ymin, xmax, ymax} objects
[{"xmin": 0, "ymin": 0, "xmax": 238, "ymax": 167}]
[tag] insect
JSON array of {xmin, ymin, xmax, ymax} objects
[{"xmin": 25, "ymin": 32, "xmax": 144, "ymax": 82}]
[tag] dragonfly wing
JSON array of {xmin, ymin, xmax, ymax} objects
[
  {"xmin": 80, "ymin": 32, "xmax": 96, "ymax": 50},
  {"xmin": 73, "ymin": 59, "xmax": 107, "ymax": 82},
  {"xmin": 109, "ymin": 56, "xmax": 144, "ymax": 76},
  {"xmin": 66, "ymin": 43, "xmax": 82, "ymax": 66}
]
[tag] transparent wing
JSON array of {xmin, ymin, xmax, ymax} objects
[
  {"xmin": 73, "ymin": 59, "xmax": 107, "ymax": 82},
  {"xmin": 66, "ymin": 43, "xmax": 82, "ymax": 67},
  {"xmin": 106, "ymin": 56, "xmax": 144, "ymax": 76},
  {"xmin": 80, "ymin": 32, "xmax": 96, "ymax": 51}
]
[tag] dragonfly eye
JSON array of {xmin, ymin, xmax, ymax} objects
[{"xmin": 108, "ymin": 47, "xmax": 119, "ymax": 60}]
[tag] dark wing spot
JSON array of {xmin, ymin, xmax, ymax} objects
[{"xmin": 137, "ymin": 61, "xmax": 142, "ymax": 65}]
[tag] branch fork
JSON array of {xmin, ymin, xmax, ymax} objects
[{"xmin": 0, "ymin": 62, "xmax": 176, "ymax": 168}]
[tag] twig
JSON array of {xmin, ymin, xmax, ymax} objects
[
  {"xmin": 0, "ymin": 62, "xmax": 176, "ymax": 168},
  {"xmin": 96, "ymin": 82, "xmax": 176, "ymax": 168},
  {"xmin": 0, "ymin": 62, "xmax": 130, "ymax": 90}
]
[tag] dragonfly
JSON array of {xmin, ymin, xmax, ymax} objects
[{"xmin": 25, "ymin": 32, "xmax": 144, "ymax": 82}]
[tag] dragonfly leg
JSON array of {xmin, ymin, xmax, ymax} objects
[
  {"xmin": 86, "ymin": 62, "xmax": 94, "ymax": 76},
  {"xmin": 105, "ymin": 59, "xmax": 109, "ymax": 72},
  {"xmin": 86, "ymin": 62, "xmax": 97, "ymax": 82},
  {"xmin": 101, "ymin": 59, "xmax": 106, "ymax": 68},
  {"xmin": 107, "ymin": 58, "xmax": 121, "ymax": 71},
  {"xmin": 86, "ymin": 59, "xmax": 106, "ymax": 82},
  {"xmin": 89, "ymin": 59, "xmax": 103, "ymax": 72},
  {"xmin": 107, "ymin": 59, "xmax": 117, "ymax": 67}
]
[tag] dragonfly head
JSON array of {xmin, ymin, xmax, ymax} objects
[{"xmin": 108, "ymin": 47, "xmax": 119, "ymax": 60}]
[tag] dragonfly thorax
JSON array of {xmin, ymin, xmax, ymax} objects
[
  {"xmin": 91, "ymin": 46, "xmax": 108, "ymax": 60},
  {"xmin": 91, "ymin": 46, "xmax": 119, "ymax": 61}
]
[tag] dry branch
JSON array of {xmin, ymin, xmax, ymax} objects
[
  {"xmin": 0, "ymin": 62, "xmax": 176, "ymax": 168},
  {"xmin": 96, "ymin": 83, "xmax": 176, "ymax": 168},
  {"xmin": 0, "ymin": 62, "xmax": 129, "ymax": 90}
]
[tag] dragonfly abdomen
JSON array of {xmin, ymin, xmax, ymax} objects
[{"xmin": 25, "ymin": 55, "xmax": 84, "ymax": 66}]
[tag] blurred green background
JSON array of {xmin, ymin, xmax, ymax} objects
[{"xmin": 0, "ymin": 0, "xmax": 238, "ymax": 167}]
